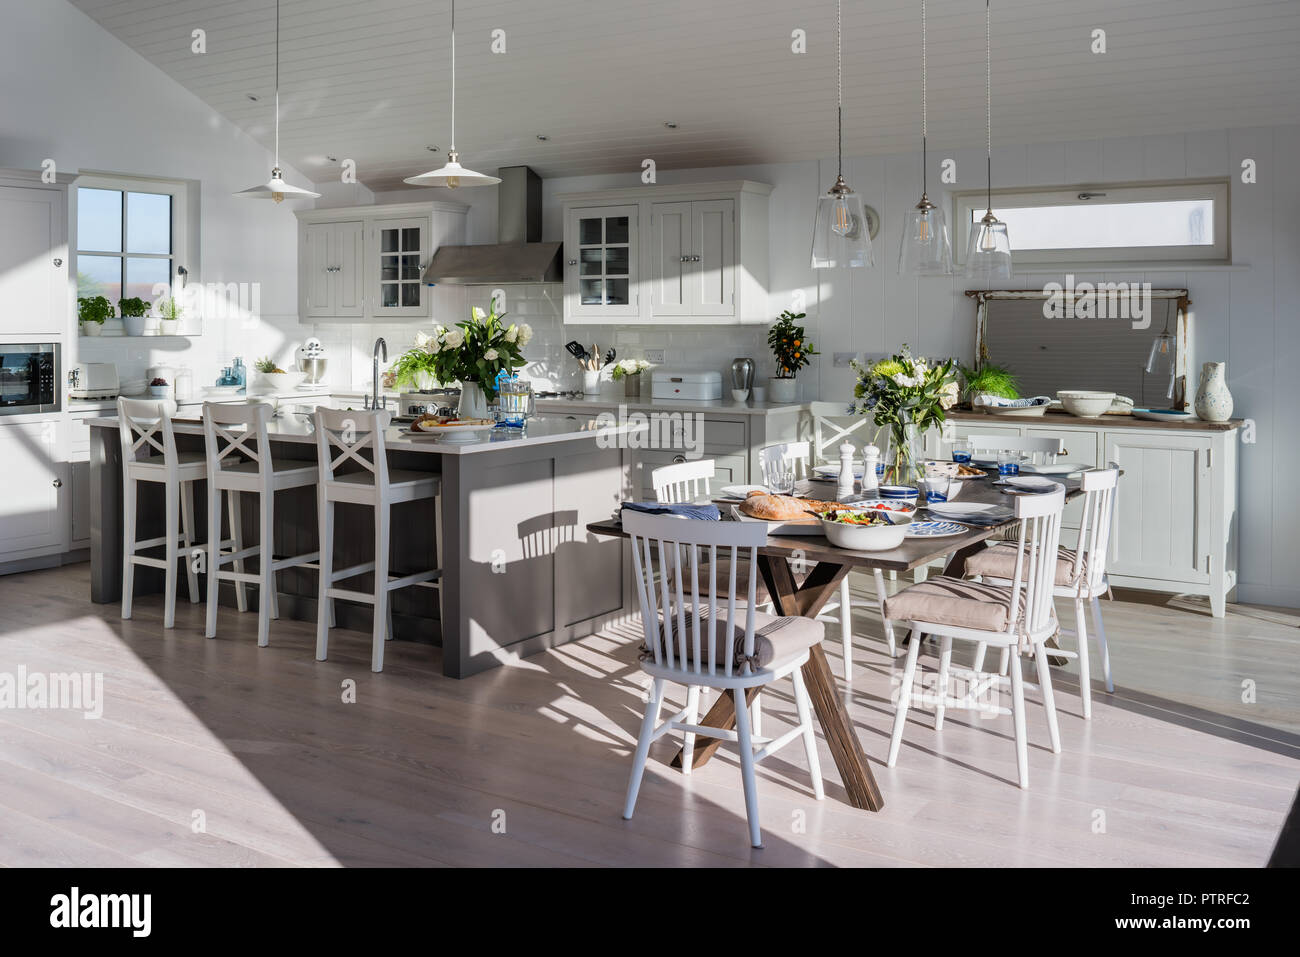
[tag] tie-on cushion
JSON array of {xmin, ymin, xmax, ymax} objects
[
  {"xmin": 884, "ymin": 576, "xmax": 1027, "ymax": 633},
  {"xmin": 642, "ymin": 608, "xmax": 824, "ymax": 673},
  {"xmin": 963, "ymin": 542, "xmax": 1086, "ymax": 587}
]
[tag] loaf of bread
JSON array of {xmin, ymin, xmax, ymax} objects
[{"xmin": 740, "ymin": 492, "xmax": 845, "ymax": 522}]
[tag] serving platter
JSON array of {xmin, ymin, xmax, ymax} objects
[
  {"xmin": 904, "ymin": 521, "xmax": 968, "ymax": 538},
  {"xmin": 404, "ymin": 418, "xmax": 497, "ymax": 442},
  {"xmin": 728, "ymin": 504, "xmax": 825, "ymax": 536}
]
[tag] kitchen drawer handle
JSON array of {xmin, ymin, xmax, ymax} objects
[
  {"xmin": 672, "ymin": 454, "xmax": 687, "ymax": 464},
  {"xmin": 52, "ymin": 478, "xmax": 62, "ymax": 488}
]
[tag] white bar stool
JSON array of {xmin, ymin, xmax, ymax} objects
[
  {"xmin": 313, "ymin": 407, "xmax": 443, "ymax": 672},
  {"xmin": 118, "ymin": 398, "xmax": 205, "ymax": 629},
  {"xmin": 202, "ymin": 401, "xmax": 320, "ymax": 647}
]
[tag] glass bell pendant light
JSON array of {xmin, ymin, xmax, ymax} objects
[
  {"xmin": 965, "ymin": 0, "xmax": 1011, "ymax": 281},
  {"xmin": 1145, "ymin": 302, "xmax": 1177, "ymax": 398},
  {"xmin": 898, "ymin": 0, "xmax": 952, "ymax": 275},
  {"xmin": 405, "ymin": 0, "xmax": 501, "ymax": 189},
  {"xmin": 812, "ymin": 0, "xmax": 872, "ymax": 269},
  {"xmin": 234, "ymin": 0, "xmax": 320, "ymax": 203}
]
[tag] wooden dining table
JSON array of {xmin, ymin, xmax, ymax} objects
[{"xmin": 586, "ymin": 470, "xmax": 1089, "ymax": 812}]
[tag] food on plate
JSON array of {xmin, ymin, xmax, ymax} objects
[
  {"xmin": 822, "ymin": 509, "xmax": 893, "ymax": 527},
  {"xmin": 857, "ymin": 500, "xmax": 915, "ymax": 513},
  {"xmin": 956, "ymin": 463, "xmax": 985, "ymax": 477},
  {"xmin": 409, "ymin": 414, "xmax": 494, "ymax": 432},
  {"xmin": 254, "ymin": 356, "xmax": 287, "ymax": 374},
  {"xmin": 740, "ymin": 492, "xmax": 846, "ymax": 522}
]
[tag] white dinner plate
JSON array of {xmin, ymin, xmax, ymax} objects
[
  {"xmin": 1019, "ymin": 461, "xmax": 1089, "ymax": 475},
  {"xmin": 972, "ymin": 454, "xmax": 1027, "ymax": 467},
  {"xmin": 404, "ymin": 420, "xmax": 497, "ymax": 442},
  {"xmin": 924, "ymin": 501, "xmax": 1003, "ymax": 519},
  {"xmin": 812, "ymin": 463, "xmax": 864, "ymax": 479},
  {"xmin": 997, "ymin": 475, "xmax": 1058, "ymax": 489},
  {"xmin": 904, "ymin": 521, "xmax": 968, "ymax": 538},
  {"xmin": 718, "ymin": 484, "xmax": 769, "ymax": 500}
]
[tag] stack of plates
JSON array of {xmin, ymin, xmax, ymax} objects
[
  {"xmin": 924, "ymin": 501, "xmax": 1014, "ymax": 525},
  {"xmin": 995, "ymin": 475, "xmax": 1064, "ymax": 494}
]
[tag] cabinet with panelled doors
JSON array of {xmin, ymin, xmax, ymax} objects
[
  {"xmin": 296, "ymin": 201, "xmax": 468, "ymax": 322},
  {"xmin": 922, "ymin": 413, "xmax": 1240, "ymax": 617},
  {"xmin": 558, "ymin": 181, "xmax": 771, "ymax": 325}
]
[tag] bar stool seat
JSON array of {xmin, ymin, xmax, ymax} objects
[{"xmin": 314, "ymin": 407, "xmax": 443, "ymax": 672}]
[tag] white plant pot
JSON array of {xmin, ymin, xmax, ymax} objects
[
  {"xmin": 769, "ymin": 377, "xmax": 798, "ymax": 403},
  {"xmin": 149, "ymin": 385, "xmax": 169, "ymax": 398},
  {"xmin": 582, "ymin": 370, "xmax": 601, "ymax": 395},
  {"xmin": 158, "ymin": 318, "xmax": 180, "ymax": 336},
  {"xmin": 103, "ymin": 318, "xmax": 125, "ymax": 336},
  {"xmin": 1194, "ymin": 361, "xmax": 1233, "ymax": 422},
  {"xmin": 123, "ymin": 316, "xmax": 148, "ymax": 337},
  {"xmin": 458, "ymin": 380, "xmax": 490, "ymax": 418},
  {"xmin": 81, "ymin": 321, "xmax": 103, "ymax": 337}
]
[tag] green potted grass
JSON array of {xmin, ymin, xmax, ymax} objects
[
  {"xmin": 77, "ymin": 295, "xmax": 113, "ymax": 337},
  {"xmin": 958, "ymin": 362, "xmax": 1019, "ymax": 409}
]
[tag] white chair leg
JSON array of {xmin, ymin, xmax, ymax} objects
[
  {"xmin": 371, "ymin": 506, "xmax": 391, "ymax": 673},
  {"xmin": 1008, "ymin": 650, "xmax": 1029, "ymax": 789},
  {"xmin": 163, "ymin": 479, "xmax": 179, "ymax": 629},
  {"xmin": 257, "ymin": 489, "xmax": 274, "ymax": 647},
  {"xmin": 681, "ymin": 685, "xmax": 701, "ymax": 775},
  {"xmin": 316, "ymin": 498, "xmax": 333, "ymax": 661},
  {"xmin": 972, "ymin": 641, "xmax": 988, "ymax": 673},
  {"xmin": 623, "ymin": 677, "xmax": 665, "ymax": 819},
  {"xmin": 934, "ymin": 634, "xmax": 953, "ymax": 731},
  {"xmin": 752, "ymin": 693, "xmax": 762, "ymax": 739},
  {"xmin": 121, "ymin": 476, "xmax": 136, "ymax": 620},
  {"xmin": 873, "ymin": 569, "xmax": 897, "ymax": 658},
  {"xmin": 839, "ymin": 575, "xmax": 852, "ymax": 683},
  {"xmin": 228, "ymin": 491, "xmax": 248, "ymax": 613},
  {"xmin": 997, "ymin": 646, "xmax": 1010, "ymax": 676},
  {"xmin": 1090, "ymin": 595, "xmax": 1114, "ymax": 693},
  {"xmin": 792, "ymin": 667, "xmax": 824, "ymax": 800},
  {"xmin": 733, "ymin": 687, "xmax": 764, "ymax": 848},
  {"xmin": 205, "ymin": 486, "xmax": 221, "ymax": 638},
  {"xmin": 887, "ymin": 630, "xmax": 923, "ymax": 767},
  {"xmin": 181, "ymin": 480, "xmax": 200, "ymax": 603},
  {"xmin": 1035, "ymin": 643, "xmax": 1062, "ymax": 754},
  {"xmin": 1073, "ymin": 597, "xmax": 1093, "ymax": 719}
]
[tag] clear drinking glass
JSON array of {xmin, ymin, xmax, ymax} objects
[
  {"xmin": 997, "ymin": 449, "xmax": 1020, "ymax": 476},
  {"xmin": 764, "ymin": 459, "xmax": 795, "ymax": 495},
  {"xmin": 951, "ymin": 439, "xmax": 972, "ymax": 464},
  {"xmin": 921, "ymin": 475, "xmax": 949, "ymax": 503}
]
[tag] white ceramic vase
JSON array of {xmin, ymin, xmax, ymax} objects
[
  {"xmin": 158, "ymin": 318, "xmax": 179, "ymax": 336},
  {"xmin": 582, "ymin": 370, "xmax": 601, "ymax": 395},
  {"xmin": 81, "ymin": 321, "xmax": 102, "ymax": 337},
  {"xmin": 123, "ymin": 315, "xmax": 148, "ymax": 337},
  {"xmin": 769, "ymin": 377, "xmax": 798, "ymax": 403},
  {"xmin": 1194, "ymin": 361, "xmax": 1233, "ymax": 422},
  {"xmin": 458, "ymin": 380, "xmax": 490, "ymax": 418}
]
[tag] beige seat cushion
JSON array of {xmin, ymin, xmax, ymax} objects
[
  {"xmin": 964, "ymin": 541, "xmax": 1086, "ymax": 587},
  {"xmin": 884, "ymin": 576, "xmax": 1026, "ymax": 633},
  {"xmin": 642, "ymin": 608, "xmax": 824, "ymax": 673}
]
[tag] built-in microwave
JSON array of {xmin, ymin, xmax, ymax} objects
[{"xmin": 0, "ymin": 342, "xmax": 59, "ymax": 415}]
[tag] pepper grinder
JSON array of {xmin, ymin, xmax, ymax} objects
[
  {"xmin": 861, "ymin": 444, "xmax": 880, "ymax": 493},
  {"xmin": 836, "ymin": 442, "xmax": 857, "ymax": 500}
]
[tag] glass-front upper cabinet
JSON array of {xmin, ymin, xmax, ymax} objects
[
  {"xmin": 564, "ymin": 204, "xmax": 639, "ymax": 321},
  {"xmin": 371, "ymin": 217, "xmax": 427, "ymax": 318}
]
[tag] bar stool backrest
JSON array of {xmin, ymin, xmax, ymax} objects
[
  {"xmin": 117, "ymin": 397, "xmax": 179, "ymax": 470},
  {"xmin": 202, "ymin": 401, "xmax": 271, "ymax": 483},
  {"xmin": 314, "ymin": 406, "xmax": 391, "ymax": 490}
]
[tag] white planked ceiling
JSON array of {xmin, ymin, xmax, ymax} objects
[{"xmin": 69, "ymin": 0, "xmax": 1300, "ymax": 191}]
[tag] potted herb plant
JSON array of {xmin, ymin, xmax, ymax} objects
[
  {"xmin": 158, "ymin": 296, "xmax": 183, "ymax": 335},
  {"xmin": 390, "ymin": 305, "xmax": 532, "ymax": 418},
  {"xmin": 149, "ymin": 377, "xmax": 170, "ymax": 398},
  {"xmin": 958, "ymin": 362, "xmax": 1019, "ymax": 409},
  {"xmin": 767, "ymin": 310, "xmax": 818, "ymax": 403},
  {"xmin": 610, "ymin": 358, "xmax": 652, "ymax": 397},
  {"xmin": 849, "ymin": 346, "xmax": 958, "ymax": 484},
  {"xmin": 77, "ymin": 295, "xmax": 113, "ymax": 337},
  {"xmin": 119, "ymin": 297, "xmax": 150, "ymax": 336}
]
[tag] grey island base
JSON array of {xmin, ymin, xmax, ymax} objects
[{"xmin": 87, "ymin": 410, "xmax": 645, "ymax": 677}]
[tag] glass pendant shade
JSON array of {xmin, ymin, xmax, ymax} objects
[
  {"xmin": 404, "ymin": 151, "xmax": 500, "ymax": 189},
  {"xmin": 812, "ymin": 181, "xmax": 873, "ymax": 269},
  {"xmin": 898, "ymin": 199, "xmax": 952, "ymax": 275},
  {"xmin": 1145, "ymin": 332, "xmax": 1175, "ymax": 375},
  {"xmin": 964, "ymin": 214, "xmax": 1012, "ymax": 280}
]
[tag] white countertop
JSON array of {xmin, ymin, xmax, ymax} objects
[{"xmin": 534, "ymin": 393, "xmax": 806, "ymax": 416}]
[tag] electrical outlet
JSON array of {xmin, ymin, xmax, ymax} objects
[
  {"xmin": 644, "ymin": 348, "xmax": 666, "ymax": 363},
  {"xmin": 833, "ymin": 352, "xmax": 857, "ymax": 368}
]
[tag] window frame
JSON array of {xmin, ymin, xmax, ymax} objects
[
  {"xmin": 72, "ymin": 173, "xmax": 189, "ymax": 305},
  {"xmin": 953, "ymin": 179, "xmax": 1230, "ymax": 267}
]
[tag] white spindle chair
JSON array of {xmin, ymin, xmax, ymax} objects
[
  {"xmin": 965, "ymin": 466, "xmax": 1118, "ymax": 718},
  {"xmin": 885, "ymin": 488, "xmax": 1067, "ymax": 789},
  {"xmin": 651, "ymin": 458, "xmax": 715, "ymax": 503},
  {"xmin": 202, "ymin": 401, "xmax": 320, "ymax": 647},
  {"xmin": 963, "ymin": 434, "xmax": 1065, "ymax": 466},
  {"xmin": 621, "ymin": 510, "xmax": 825, "ymax": 848},
  {"xmin": 314, "ymin": 407, "xmax": 443, "ymax": 672},
  {"xmin": 118, "ymin": 397, "xmax": 205, "ymax": 629},
  {"xmin": 760, "ymin": 442, "xmax": 866, "ymax": 681}
]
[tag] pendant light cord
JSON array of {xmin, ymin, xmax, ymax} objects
[
  {"xmin": 921, "ymin": 0, "xmax": 927, "ymax": 195},
  {"xmin": 984, "ymin": 0, "xmax": 993, "ymax": 214},
  {"xmin": 450, "ymin": 0, "xmax": 456, "ymax": 152},
  {"xmin": 835, "ymin": 0, "xmax": 843, "ymax": 179},
  {"xmin": 274, "ymin": 0, "xmax": 280, "ymax": 167}
]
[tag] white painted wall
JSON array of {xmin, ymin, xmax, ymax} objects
[{"xmin": 0, "ymin": 0, "xmax": 316, "ymax": 387}]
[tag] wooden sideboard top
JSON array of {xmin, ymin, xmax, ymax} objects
[{"xmin": 943, "ymin": 409, "xmax": 1244, "ymax": 432}]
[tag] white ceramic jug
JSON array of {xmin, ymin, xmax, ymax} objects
[{"xmin": 1194, "ymin": 361, "xmax": 1233, "ymax": 423}]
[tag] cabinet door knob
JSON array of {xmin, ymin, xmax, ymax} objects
[
  {"xmin": 679, "ymin": 256, "xmax": 689, "ymax": 263},
  {"xmin": 672, "ymin": 454, "xmax": 687, "ymax": 464},
  {"xmin": 52, "ymin": 478, "xmax": 63, "ymax": 488},
  {"xmin": 692, "ymin": 255, "xmax": 701, "ymax": 262},
  {"xmin": 53, "ymin": 258, "xmax": 63, "ymax": 267},
  {"xmin": 567, "ymin": 259, "xmax": 577, "ymax": 265}
]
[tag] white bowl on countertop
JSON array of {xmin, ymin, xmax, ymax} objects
[
  {"xmin": 1057, "ymin": 390, "xmax": 1117, "ymax": 417},
  {"xmin": 252, "ymin": 370, "xmax": 309, "ymax": 393}
]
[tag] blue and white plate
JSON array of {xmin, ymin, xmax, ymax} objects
[
  {"xmin": 878, "ymin": 485, "xmax": 918, "ymax": 499},
  {"xmin": 905, "ymin": 520, "xmax": 967, "ymax": 538}
]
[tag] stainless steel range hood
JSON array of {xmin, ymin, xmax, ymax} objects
[{"xmin": 421, "ymin": 165, "xmax": 562, "ymax": 285}]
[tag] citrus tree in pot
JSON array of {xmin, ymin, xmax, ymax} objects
[{"xmin": 766, "ymin": 310, "xmax": 818, "ymax": 403}]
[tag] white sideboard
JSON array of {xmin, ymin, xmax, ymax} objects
[{"xmin": 924, "ymin": 412, "xmax": 1241, "ymax": 617}]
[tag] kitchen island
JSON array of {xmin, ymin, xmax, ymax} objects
[{"xmin": 87, "ymin": 408, "xmax": 645, "ymax": 677}]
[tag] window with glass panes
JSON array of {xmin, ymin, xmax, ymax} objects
[
  {"xmin": 577, "ymin": 213, "xmax": 631, "ymax": 306},
  {"xmin": 378, "ymin": 223, "xmax": 423, "ymax": 308},
  {"xmin": 76, "ymin": 185, "xmax": 180, "ymax": 304}
]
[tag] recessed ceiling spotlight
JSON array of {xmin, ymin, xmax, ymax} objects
[
  {"xmin": 664, "ymin": 121, "xmax": 678, "ymax": 129},
  {"xmin": 426, "ymin": 145, "xmax": 439, "ymax": 152},
  {"xmin": 326, "ymin": 155, "xmax": 338, "ymax": 163},
  {"xmin": 536, "ymin": 134, "xmax": 549, "ymax": 141},
  {"xmin": 247, "ymin": 94, "xmax": 259, "ymax": 101}
]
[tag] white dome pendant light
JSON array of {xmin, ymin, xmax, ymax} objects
[
  {"xmin": 965, "ymin": 0, "xmax": 1012, "ymax": 280},
  {"xmin": 898, "ymin": 0, "xmax": 952, "ymax": 275},
  {"xmin": 234, "ymin": 0, "xmax": 320, "ymax": 203},
  {"xmin": 405, "ymin": 0, "xmax": 501, "ymax": 189},
  {"xmin": 811, "ymin": 0, "xmax": 872, "ymax": 269}
]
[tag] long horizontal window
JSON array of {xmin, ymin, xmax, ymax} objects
[{"xmin": 954, "ymin": 180, "xmax": 1229, "ymax": 266}]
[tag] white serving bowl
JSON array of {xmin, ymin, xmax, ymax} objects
[
  {"xmin": 819, "ymin": 509, "xmax": 912, "ymax": 551},
  {"xmin": 253, "ymin": 370, "xmax": 309, "ymax": 393},
  {"xmin": 1057, "ymin": 390, "xmax": 1116, "ymax": 417}
]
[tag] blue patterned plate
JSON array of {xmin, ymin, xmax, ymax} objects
[{"xmin": 904, "ymin": 520, "xmax": 968, "ymax": 538}]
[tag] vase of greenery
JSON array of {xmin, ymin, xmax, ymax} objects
[
  {"xmin": 767, "ymin": 310, "xmax": 817, "ymax": 403},
  {"xmin": 849, "ymin": 346, "xmax": 958, "ymax": 485},
  {"xmin": 158, "ymin": 296, "xmax": 183, "ymax": 335},
  {"xmin": 958, "ymin": 362, "xmax": 1019, "ymax": 409},
  {"xmin": 119, "ymin": 297, "xmax": 150, "ymax": 336},
  {"xmin": 78, "ymin": 295, "xmax": 113, "ymax": 337},
  {"xmin": 389, "ymin": 305, "xmax": 532, "ymax": 418},
  {"xmin": 611, "ymin": 358, "xmax": 651, "ymax": 397}
]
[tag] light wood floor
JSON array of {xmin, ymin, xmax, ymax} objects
[{"xmin": 0, "ymin": 563, "xmax": 1295, "ymax": 867}]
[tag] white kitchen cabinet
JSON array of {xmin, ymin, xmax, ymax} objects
[
  {"xmin": 564, "ymin": 205, "xmax": 639, "ymax": 320},
  {"xmin": 296, "ymin": 201, "xmax": 467, "ymax": 322},
  {"xmin": 0, "ymin": 417, "xmax": 67, "ymax": 562},
  {"xmin": 558, "ymin": 181, "xmax": 770, "ymax": 325},
  {"xmin": 0, "ymin": 172, "xmax": 69, "ymax": 336}
]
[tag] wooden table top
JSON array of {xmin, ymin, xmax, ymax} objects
[{"xmin": 587, "ymin": 472, "xmax": 1086, "ymax": 572}]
